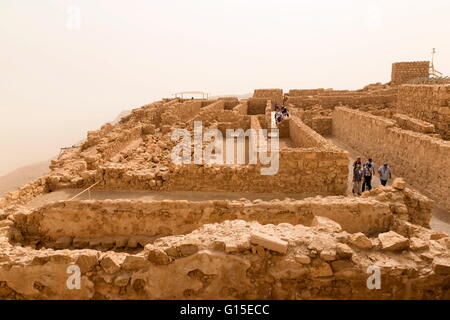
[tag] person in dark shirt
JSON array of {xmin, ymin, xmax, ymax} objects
[
  {"xmin": 352, "ymin": 164, "xmax": 363, "ymax": 195},
  {"xmin": 353, "ymin": 157, "xmax": 362, "ymax": 169},
  {"xmin": 362, "ymin": 163, "xmax": 375, "ymax": 192}
]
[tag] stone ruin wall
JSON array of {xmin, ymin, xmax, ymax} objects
[
  {"xmin": 397, "ymin": 84, "xmax": 450, "ymax": 140},
  {"xmin": 160, "ymin": 115, "xmax": 348, "ymax": 196},
  {"xmin": 0, "ymin": 97, "xmax": 349, "ymax": 202},
  {"xmin": 161, "ymin": 100, "xmax": 203, "ymax": 125},
  {"xmin": 392, "ymin": 113, "xmax": 436, "ymax": 134},
  {"xmin": 217, "ymin": 97, "xmax": 240, "ymax": 110},
  {"xmin": 391, "ymin": 61, "xmax": 430, "ymax": 85},
  {"xmin": 2, "ymin": 182, "xmax": 448, "ymax": 300},
  {"xmin": 1, "ymin": 90, "xmax": 450, "ymax": 300},
  {"xmin": 289, "ymin": 116, "xmax": 329, "ymax": 148},
  {"xmin": 232, "ymin": 102, "xmax": 248, "ymax": 115},
  {"xmin": 0, "ymin": 176, "xmax": 49, "ymax": 208},
  {"xmin": 247, "ymin": 98, "xmax": 270, "ymax": 115},
  {"xmin": 288, "ymin": 89, "xmax": 326, "ymax": 96},
  {"xmin": 13, "ymin": 185, "xmax": 433, "ymax": 246},
  {"xmin": 287, "ymin": 93, "xmax": 396, "ymax": 110},
  {"xmin": 332, "ymin": 107, "xmax": 450, "ymax": 210},
  {"xmin": 253, "ymin": 89, "xmax": 284, "ymax": 106}
]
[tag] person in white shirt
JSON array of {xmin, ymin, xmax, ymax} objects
[{"xmin": 378, "ymin": 162, "xmax": 392, "ymax": 186}]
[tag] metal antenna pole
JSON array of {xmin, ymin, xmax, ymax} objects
[
  {"xmin": 431, "ymin": 48, "xmax": 436, "ymax": 71},
  {"xmin": 429, "ymin": 48, "xmax": 443, "ymax": 78}
]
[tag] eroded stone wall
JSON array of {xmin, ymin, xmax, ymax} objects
[
  {"xmin": 391, "ymin": 61, "xmax": 430, "ymax": 85},
  {"xmin": 1, "ymin": 206, "xmax": 449, "ymax": 300},
  {"xmin": 287, "ymin": 93, "xmax": 396, "ymax": 109},
  {"xmin": 392, "ymin": 113, "xmax": 435, "ymax": 134},
  {"xmin": 253, "ymin": 89, "xmax": 283, "ymax": 106},
  {"xmin": 332, "ymin": 107, "xmax": 450, "ymax": 210},
  {"xmin": 397, "ymin": 85, "xmax": 450, "ymax": 139},
  {"xmin": 11, "ymin": 183, "xmax": 433, "ymax": 249}
]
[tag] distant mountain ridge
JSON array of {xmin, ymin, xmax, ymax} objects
[{"xmin": 0, "ymin": 160, "xmax": 51, "ymax": 196}]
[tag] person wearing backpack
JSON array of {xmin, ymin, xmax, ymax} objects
[
  {"xmin": 362, "ymin": 163, "xmax": 374, "ymax": 192},
  {"xmin": 364, "ymin": 158, "xmax": 376, "ymax": 171}
]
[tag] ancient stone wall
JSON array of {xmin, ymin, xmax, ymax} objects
[
  {"xmin": 161, "ymin": 101, "xmax": 202, "ymax": 125},
  {"xmin": 332, "ymin": 107, "xmax": 450, "ymax": 210},
  {"xmin": 287, "ymin": 93, "xmax": 396, "ymax": 109},
  {"xmin": 12, "ymin": 183, "xmax": 432, "ymax": 249},
  {"xmin": 247, "ymin": 98, "xmax": 268, "ymax": 115},
  {"xmin": 218, "ymin": 97, "xmax": 239, "ymax": 110},
  {"xmin": 391, "ymin": 61, "xmax": 430, "ymax": 85},
  {"xmin": 288, "ymin": 89, "xmax": 325, "ymax": 96},
  {"xmin": 253, "ymin": 89, "xmax": 283, "ymax": 106},
  {"xmin": 289, "ymin": 116, "xmax": 329, "ymax": 148},
  {"xmin": 161, "ymin": 149, "xmax": 348, "ymax": 196},
  {"xmin": 397, "ymin": 84, "xmax": 450, "ymax": 139},
  {"xmin": 233, "ymin": 102, "xmax": 248, "ymax": 115},
  {"xmin": 311, "ymin": 117, "xmax": 332, "ymax": 136},
  {"xmin": 0, "ymin": 176, "xmax": 49, "ymax": 208},
  {"xmin": 392, "ymin": 113, "xmax": 435, "ymax": 134},
  {"xmin": 1, "ymin": 201, "xmax": 449, "ymax": 299}
]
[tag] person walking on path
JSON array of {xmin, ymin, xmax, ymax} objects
[
  {"xmin": 352, "ymin": 163, "xmax": 363, "ymax": 196},
  {"xmin": 353, "ymin": 157, "xmax": 362, "ymax": 169},
  {"xmin": 364, "ymin": 158, "xmax": 376, "ymax": 170},
  {"xmin": 378, "ymin": 162, "xmax": 392, "ymax": 186},
  {"xmin": 362, "ymin": 163, "xmax": 375, "ymax": 192}
]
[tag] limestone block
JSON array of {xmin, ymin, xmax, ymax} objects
[
  {"xmin": 410, "ymin": 237, "xmax": 428, "ymax": 251},
  {"xmin": 295, "ymin": 254, "xmax": 311, "ymax": 265},
  {"xmin": 114, "ymin": 273, "xmax": 131, "ymax": 287},
  {"xmin": 432, "ymin": 257, "xmax": 450, "ymax": 275},
  {"xmin": 311, "ymin": 260, "xmax": 333, "ymax": 277},
  {"xmin": 392, "ymin": 178, "xmax": 406, "ymax": 190},
  {"xmin": 76, "ymin": 251, "xmax": 99, "ymax": 273},
  {"xmin": 0, "ymin": 219, "xmax": 13, "ymax": 228},
  {"xmin": 122, "ymin": 255, "xmax": 150, "ymax": 270},
  {"xmin": 430, "ymin": 232, "xmax": 449, "ymax": 241},
  {"xmin": 177, "ymin": 243, "xmax": 199, "ymax": 257},
  {"xmin": 320, "ymin": 249, "xmax": 337, "ymax": 261},
  {"xmin": 250, "ymin": 232, "xmax": 288, "ymax": 254},
  {"xmin": 378, "ymin": 231, "xmax": 410, "ymax": 251},
  {"xmin": 336, "ymin": 243, "xmax": 353, "ymax": 258},
  {"xmin": 145, "ymin": 245, "xmax": 171, "ymax": 265},
  {"xmin": 348, "ymin": 233, "xmax": 373, "ymax": 249},
  {"xmin": 100, "ymin": 254, "xmax": 124, "ymax": 274}
]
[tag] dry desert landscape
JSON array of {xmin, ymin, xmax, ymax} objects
[{"xmin": 1, "ymin": 61, "xmax": 450, "ymax": 300}]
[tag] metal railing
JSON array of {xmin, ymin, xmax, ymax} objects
[{"xmin": 68, "ymin": 181, "xmax": 100, "ymax": 201}]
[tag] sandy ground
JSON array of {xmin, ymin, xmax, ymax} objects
[{"xmin": 327, "ymin": 136, "xmax": 450, "ymax": 234}]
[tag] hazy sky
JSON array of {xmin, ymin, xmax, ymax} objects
[{"xmin": 1, "ymin": 0, "xmax": 449, "ymax": 176}]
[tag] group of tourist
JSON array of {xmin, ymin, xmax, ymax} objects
[
  {"xmin": 352, "ymin": 157, "xmax": 392, "ymax": 196},
  {"xmin": 274, "ymin": 104, "xmax": 289, "ymax": 123}
]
